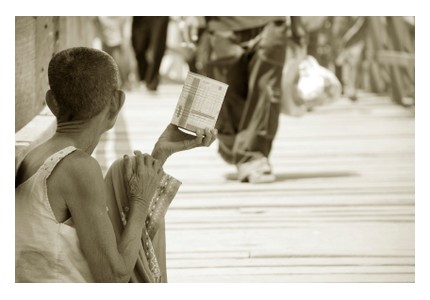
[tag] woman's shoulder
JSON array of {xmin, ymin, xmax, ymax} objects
[
  {"xmin": 56, "ymin": 148, "xmax": 101, "ymax": 178},
  {"xmin": 48, "ymin": 148, "xmax": 104, "ymax": 197},
  {"xmin": 16, "ymin": 144, "xmax": 72, "ymax": 187},
  {"xmin": 16, "ymin": 143, "xmax": 99, "ymax": 187}
]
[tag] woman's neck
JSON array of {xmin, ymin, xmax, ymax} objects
[{"xmin": 54, "ymin": 118, "xmax": 105, "ymax": 154}]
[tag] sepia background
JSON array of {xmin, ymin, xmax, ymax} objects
[{"xmin": 15, "ymin": 16, "xmax": 415, "ymax": 283}]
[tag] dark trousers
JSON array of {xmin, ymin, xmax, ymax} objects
[
  {"xmin": 205, "ymin": 22, "xmax": 287, "ymax": 165},
  {"xmin": 131, "ymin": 16, "xmax": 169, "ymax": 90}
]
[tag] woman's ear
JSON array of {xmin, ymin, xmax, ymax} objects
[
  {"xmin": 107, "ymin": 90, "xmax": 125, "ymax": 126},
  {"xmin": 45, "ymin": 90, "xmax": 60, "ymax": 117}
]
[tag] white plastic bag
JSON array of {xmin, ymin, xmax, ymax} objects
[
  {"xmin": 296, "ymin": 55, "xmax": 342, "ymax": 108},
  {"xmin": 297, "ymin": 56, "xmax": 325, "ymax": 103},
  {"xmin": 281, "ymin": 46, "xmax": 342, "ymax": 116}
]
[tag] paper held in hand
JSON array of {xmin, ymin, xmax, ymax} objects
[{"xmin": 171, "ymin": 72, "xmax": 228, "ymax": 134}]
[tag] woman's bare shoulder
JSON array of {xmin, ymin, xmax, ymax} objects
[
  {"xmin": 55, "ymin": 150, "xmax": 103, "ymax": 183},
  {"xmin": 50, "ymin": 149, "xmax": 105, "ymax": 203}
]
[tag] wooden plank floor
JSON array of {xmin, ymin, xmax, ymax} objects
[{"xmin": 94, "ymin": 83, "xmax": 415, "ymax": 283}]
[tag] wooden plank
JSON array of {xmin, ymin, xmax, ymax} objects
[
  {"xmin": 166, "ymin": 255, "xmax": 414, "ymax": 266},
  {"xmin": 165, "ymin": 272, "xmax": 414, "ymax": 283},
  {"xmin": 169, "ymin": 197, "xmax": 414, "ymax": 209},
  {"xmin": 166, "ymin": 208, "xmax": 415, "ymax": 221},
  {"xmin": 165, "ymin": 224, "xmax": 414, "ymax": 252},
  {"xmin": 166, "ymin": 265, "xmax": 415, "ymax": 276}
]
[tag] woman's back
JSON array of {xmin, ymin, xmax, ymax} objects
[{"xmin": 15, "ymin": 146, "xmax": 94, "ymax": 282}]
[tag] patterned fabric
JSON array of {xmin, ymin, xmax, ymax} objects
[{"xmin": 104, "ymin": 159, "xmax": 181, "ymax": 283}]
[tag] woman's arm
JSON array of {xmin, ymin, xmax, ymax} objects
[{"xmin": 59, "ymin": 150, "xmax": 162, "ymax": 282}]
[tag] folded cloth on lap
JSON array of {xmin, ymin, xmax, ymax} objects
[{"xmin": 104, "ymin": 158, "xmax": 181, "ymax": 283}]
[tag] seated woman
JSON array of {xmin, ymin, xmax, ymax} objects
[{"xmin": 15, "ymin": 47, "xmax": 217, "ymax": 283}]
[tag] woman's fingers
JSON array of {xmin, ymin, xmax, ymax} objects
[
  {"xmin": 142, "ymin": 153, "xmax": 152, "ymax": 167},
  {"xmin": 183, "ymin": 129, "xmax": 203, "ymax": 150},
  {"xmin": 211, "ymin": 128, "xmax": 218, "ymax": 144},
  {"xmin": 123, "ymin": 154, "xmax": 133, "ymax": 180},
  {"xmin": 182, "ymin": 127, "xmax": 218, "ymax": 149},
  {"xmin": 136, "ymin": 152, "xmax": 163, "ymax": 174},
  {"xmin": 202, "ymin": 128, "xmax": 211, "ymax": 146},
  {"xmin": 153, "ymin": 158, "xmax": 161, "ymax": 169},
  {"xmin": 134, "ymin": 150, "xmax": 155, "ymax": 175},
  {"xmin": 195, "ymin": 128, "xmax": 204, "ymax": 145},
  {"xmin": 134, "ymin": 150, "xmax": 142, "ymax": 156},
  {"xmin": 133, "ymin": 150, "xmax": 144, "ymax": 174},
  {"xmin": 202, "ymin": 128, "xmax": 217, "ymax": 146}
]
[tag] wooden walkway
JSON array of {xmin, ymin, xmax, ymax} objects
[{"xmin": 94, "ymin": 83, "xmax": 415, "ymax": 283}]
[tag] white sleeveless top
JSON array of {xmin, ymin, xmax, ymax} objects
[{"xmin": 15, "ymin": 146, "xmax": 95, "ymax": 282}]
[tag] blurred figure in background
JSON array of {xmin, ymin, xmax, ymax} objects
[
  {"xmin": 158, "ymin": 17, "xmax": 202, "ymax": 83},
  {"xmin": 95, "ymin": 16, "xmax": 135, "ymax": 90},
  {"xmin": 131, "ymin": 16, "xmax": 169, "ymax": 91},
  {"xmin": 302, "ymin": 16, "xmax": 331, "ymax": 68},
  {"xmin": 296, "ymin": 16, "xmax": 366, "ymax": 101},
  {"xmin": 182, "ymin": 16, "xmax": 306, "ymax": 183},
  {"xmin": 176, "ymin": 16, "xmax": 207, "ymax": 74},
  {"xmin": 332, "ymin": 16, "xmax": 367, "ymax": 101}
]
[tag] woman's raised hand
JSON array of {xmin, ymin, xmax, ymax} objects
[{"xmin": 152, "ymin": 124, "xmax": 218, "ymax": 164}]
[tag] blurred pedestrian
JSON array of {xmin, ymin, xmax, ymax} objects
[
  {"xmin": 332, "ymin": 16, "xmax": 367, "ymax": 101},
  {"xmin": 95, "ymin": 16, "xmax": 134, "ymax": 90},
  {"xmin": 182, "ymin": 16, "xmax": 306, "ymax": 183},
  {"xmin": 131, "ymin": 16, "xmax": 169, "ymax": 91},
  {"xmin": 301, "ymin": 16, "xmax": 331, "ymax": 68}
]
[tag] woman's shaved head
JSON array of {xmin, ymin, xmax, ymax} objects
[{"xmin": 48, "ymin": 47, "xmax": 119, "ymax": 122}]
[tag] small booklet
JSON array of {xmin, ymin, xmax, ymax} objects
[{"xmin": 171, "ymin": 72, "xmax": 228, "ymax": 134}]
